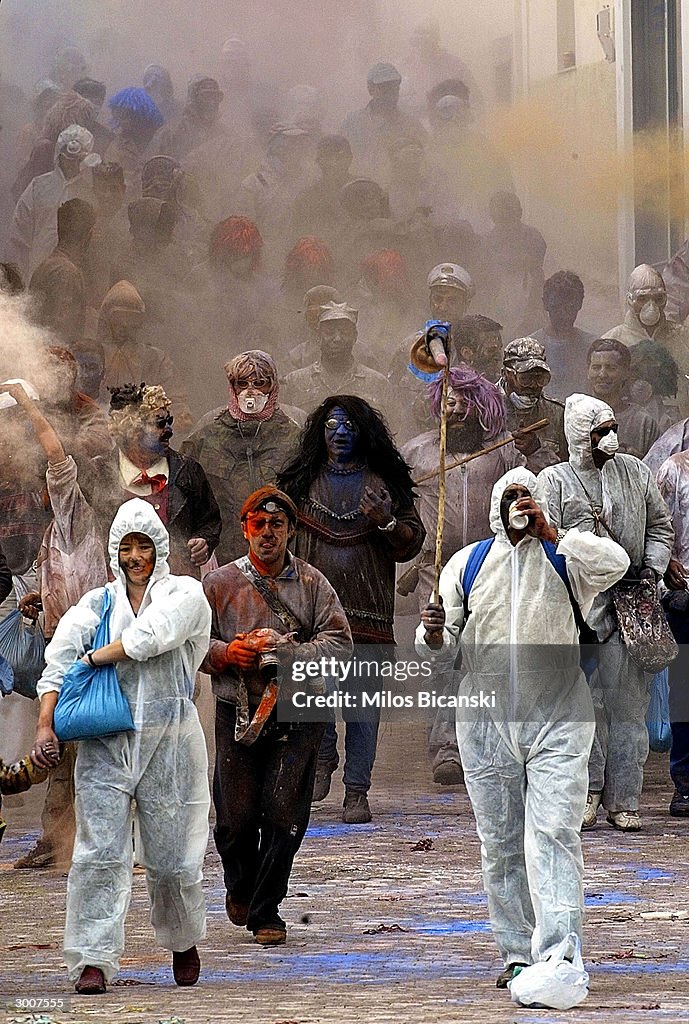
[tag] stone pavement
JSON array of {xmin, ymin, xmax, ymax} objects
[{"xmin": 0, "ymin": 727, "xmax": 688, "ymax": 1024}]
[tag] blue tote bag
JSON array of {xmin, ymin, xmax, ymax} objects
[
  {"xmin": 54, "ymin": 588, "xmax": 135, "ymax": 742},
  {"xmin": 0, "ymin": 609, "xmax": 46, "ymax": 699}
]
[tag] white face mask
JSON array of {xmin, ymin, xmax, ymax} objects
[
  {"xmin": 238, "ymin": 389, "xmax": 269, "ymax": 415},
  {"xmin": 509, "ymin": 390, "xmax": 539, "ymax": 411},
  {"xmin": 595, "ymin": 430, "xmax": 619, "ymax": 456},
  {"xmin": 638, "ymin": 300, "xmax": 661, "ymax": 327}
]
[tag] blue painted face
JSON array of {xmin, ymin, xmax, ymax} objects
[{"xmin": 325, "ymin": 406, "xmax": 359, "ymax": 463}]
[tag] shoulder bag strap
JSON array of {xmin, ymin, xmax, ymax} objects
[{"xmin": 236, "ymin": 556, "xmax": 304, "ymax": 638}]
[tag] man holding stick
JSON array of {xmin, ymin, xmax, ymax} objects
[
  {"xmin": 500, "ymin": 338, "xmax": 568, "ymax": 472},
  {"xmin": 401, "ymin": 367, "xmax": 524, "ymax": 783}
]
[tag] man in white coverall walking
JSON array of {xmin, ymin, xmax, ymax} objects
[{"xmin": 417, "ymin": 468, "xmax": 629, "ymax": 990}]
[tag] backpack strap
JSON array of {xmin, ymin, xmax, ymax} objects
[
  {"xmin": 462, "ymin": 537, "xmax": 495, "ymax": 618},
  {"xmin": 541, "ymin": 539, "xmax": 598, "ymax": 644}
]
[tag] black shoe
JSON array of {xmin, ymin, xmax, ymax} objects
[
  {"xmin": 312, "ymin": 761, "xmax": 337, "ymax": 802},
  {"xmin": 172, "ymin": 945, "xmax": 200, "ymax": 986},
  {"xmin": 343, "ymin": 789, "xmax": 372, "ymax": 824},
  {"xmin": 433, "ymin": 760, "xmax": 463, "ymax": 786},
  {"xmin": 670, "ymin": 788, "xmax": 689, "ymax": 817},
  {"xmin": 496, "ymin": 962, "xmax": 529, "ymax": 989}
]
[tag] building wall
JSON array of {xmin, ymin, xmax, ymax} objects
[{"xmin": 509, "ymin": 0, "xmax": 620, "ymax": 313}]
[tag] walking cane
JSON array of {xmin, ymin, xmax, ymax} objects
[
  {"xmin": 408, "ymin": 321, "xmax": 452, "ymax": 604},
  {"xmin": 433, "ymin": 361, "xmax": 450, "ymax": 603}
]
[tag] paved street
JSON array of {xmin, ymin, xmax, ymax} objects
[{"xmin": 1, "ymin": 720, "xmax": 688, "ymax": 1024}]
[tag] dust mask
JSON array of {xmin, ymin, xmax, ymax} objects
[
  {"xmin": 595, "ymin": 431, "xmax": 619, "ymax": 456},
  {"xmin": 638, "ymin": 300, "xmax": 661, "ymax": 327},
  {"xmin": 509, "ymin": 391, "xmax": 539, "ymax": 411},
  {"xmin": 238, "ymin": 389, "xmax": 269, "ymax": 415}
]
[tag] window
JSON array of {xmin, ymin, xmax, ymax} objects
[{"xmin": 557, "ymin": 0, "xmax": 577, "ymax": 72}]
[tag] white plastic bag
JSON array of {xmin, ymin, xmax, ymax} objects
[{"xmin": 509, "ymin": 933, "xmax": 589, "ymax": 1010}]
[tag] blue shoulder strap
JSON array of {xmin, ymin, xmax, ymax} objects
[
  {"xmin": 462, "ymin": 537, "xmax": 495, "ymax": 613},
  {"xmin": 462, "ymin": 536, "xmax": 575, "ymax": 620},
  {"xmin": 541, "ymin": 539, "xmax": 568, "ymax": 587}
]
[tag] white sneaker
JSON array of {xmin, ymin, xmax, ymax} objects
[
  {"xmin": 607, "ymin": 810, "xmax": 641, "ymax": 831},
  {"xmin": 581, "ymin": 792, "xmax": 602, "ymax": 830}
]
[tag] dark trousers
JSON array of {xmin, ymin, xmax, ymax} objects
[
  {"xmin": 666, "ymin": 608, "xmax": 689, "ymax": 796},
  {"xmin": 213, "ymin": 699, "xmax": 325, "ymax": 931}
]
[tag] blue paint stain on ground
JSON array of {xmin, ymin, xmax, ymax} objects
[
  {"xmin": 634, "ymin": 867, "xmax": 673, "ymax": 881},
  {"xmin": 306, "ymin": 822, "xmax": 376, "ymax": 837},
  {"xmin": 176, "ymin": 950, "xmax": 489, "ymax": 984},
  {"xmin": 400, "ymin": 918, "xmax": 490, "ymax": 935},
  {"xmin": 585, "ymin": 891, "xmax": 639, "ymax": 905}
]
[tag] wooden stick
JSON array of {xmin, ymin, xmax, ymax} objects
[
  {"xmin": 433, "ymin": 364, "xmax": 450, "ymax": 603},
  {"xmin": 414, "ymin": 418, "xmax": 549, "ymax": 485}
]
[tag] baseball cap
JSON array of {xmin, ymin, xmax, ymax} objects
[
  {"xmin": 269, "ymin": 122, "xmax": 309, "ymax": 141},
  {"xmin": 318, "ymin": 301, "xmax": 358, "ymax": 326},
  {"xmin": 367, "ymin": 62, "xmax": 402, "ymax": 86},
  {"xmin": 427, "ymin": 262, "xmax": 474, "ymax": 296},
  {"xmin": 503, "ymin": 337, "xmax": 551, "ymax": 374}
]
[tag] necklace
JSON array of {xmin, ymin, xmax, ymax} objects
[
  {"xmin": 326, "ymin": 461, "xmax": 365, "ymax": 475},
  {"xmin": 308, "ymin": 497, "xmax": 361, "ymax": 520}
]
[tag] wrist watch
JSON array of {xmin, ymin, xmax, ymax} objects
[{"xmin": 378, "ymin": 516, "xmax": 397, "ymax": 532}]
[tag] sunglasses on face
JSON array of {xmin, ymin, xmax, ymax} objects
[{"xmin": 235, "ymin": 377, "xmax": 272, "ymax": 391}]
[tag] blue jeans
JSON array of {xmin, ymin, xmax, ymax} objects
[
  {"xmin": 666, "ymin": 608, "xmax": 689, "ymax": 796},
  {"xmin": 317, "ymin": 670, "xmax": 381, "ymax": 792}
]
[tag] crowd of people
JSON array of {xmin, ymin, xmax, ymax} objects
[{"xmin": 1, "ymin": 23, "xmax": 688, "ymax": 1010}]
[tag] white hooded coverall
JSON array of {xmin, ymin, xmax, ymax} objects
[
  {"xmin": 540, "ymin": 395, "xmax": 674, "ymax": 812},
  {"xmin": 36, "ymin": 499, "xmax": 212, "ymax": 982},
  {"xmin": 416, "ymin": 468, "xmax": 629, "ymax": 967}
]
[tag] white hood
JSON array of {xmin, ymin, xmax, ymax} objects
[
  {"xmin": 108, "ymin": 498, "xmax": 170, "ymax": 589},
  {"xmin": 489, "ymin": 466, "xmax": 550, "ymax": 540},
  {"xmin": 564, "ymin": 394, "xmax": 615, "ymax": 469}
]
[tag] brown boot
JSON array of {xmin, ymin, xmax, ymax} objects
[
  {"xmin": 254, "ymin": 926, "xmax": 286, "ymax": 946},
  {"xmin": 225, "ymin": 895, "xmax": 249, "ymax": 926},
  {"xmin": 75, "ymin": 966, "xmax": 106, "ymax": 995},
  {"xmin": 172, "ymin": 945, "xmax": 200, "ymax": 986},
  {"xmin": 14, "ymin": 839, "xmax": 55, "ymax": 869}
]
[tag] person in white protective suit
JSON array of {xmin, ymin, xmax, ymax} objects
[
  {"xmin": 32, "ymin": 498, "xmax": 212, "ymax": 995},
  {"xmin": 540, "ymin": 395, "xmax": 674, "ymax": 831},
  {"xmin": 416, "ymin": 467, "xmax": 629, "ymax": 991},
  {"xmin": 7, "ymin": 124, "xmax": 96, "ymax": 281}
]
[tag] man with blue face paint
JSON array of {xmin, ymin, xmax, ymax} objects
[{"xmin": 279, "ymin": 396, "xmax": 424, "ymax": 822}]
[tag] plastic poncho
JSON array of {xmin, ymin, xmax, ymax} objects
[
  {"xmin": 415, "ymin": 468, "xmax": 629, "ymax": 968},
  {"xmin": 644, "ymin": 417, "xmax": 689, "ymax": 475},
  {"xmin": 37, "ymin": 498, "xmax": 211, "ymax": 982},
  {"xmin": 539, "ymin": 394, "xmax": 674, "ymax": 640}
]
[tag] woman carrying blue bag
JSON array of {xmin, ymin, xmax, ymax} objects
[{"xmin": 31, "ymin": 498, "xmax": 212, "ymax": 995}]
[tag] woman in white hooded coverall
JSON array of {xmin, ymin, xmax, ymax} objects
[
  {"xmin": 417, "ymin": 467, "xmax": 629, "ymax": 992},
  {"xmin": 32, "ymin": 498, "xmax": 212, "ymax": 994}
]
